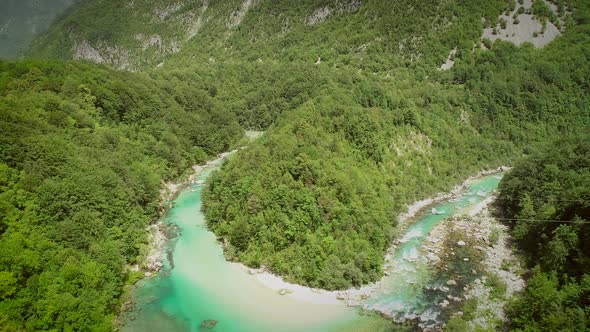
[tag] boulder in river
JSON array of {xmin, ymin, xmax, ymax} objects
[
  {"xmin": 200, "ymin": 319, "xmax": 218, "ymax": 330},
  {"xmin": 431, "ymin": 208, "xmax": 443, "ymax": 215},
  {"xmin": 347, "ymin": 300, "xmax": 360, "ymax": 307},
  {"xmin": 457, "ymin": 240, "xmax": 466, "ymax": 246}
]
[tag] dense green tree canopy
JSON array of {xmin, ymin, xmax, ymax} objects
[
  {"xmin": 203, "ymin": 25, "xmax": 590, "ymax": 289},
  {"xmin": 0, "ymin": 0, "xmax": 589, "ymax": 329},
  {"xmin": 0, "ymin": 60, "xmax": 242, "ymax": 330},
  {"xmin": 497, "ymin": 133, "xmax": 590, "ymax": 331}
]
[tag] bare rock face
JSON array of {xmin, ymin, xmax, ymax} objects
[
  {"xmin": 481, "ymin": 0, "xmax": 564, "ymax": 48},
  {"xmin": 439, "ymin": 48, "xmax": 457, "ymax": 71},
  {"xmin": 73, "ymin": 40, "xmax": 104, "ymax": 64},
  {"xmin": 345, "ymin": 0, "xmax": 362, "ymax": 11},
  {"xmin": 153, "ymin": 3, "xmax": 183, "ymax": 21},
  {"xmin": 306, "ymin": 1, "xmax": 362, "ymax": 26},
  {"xmin": 306, "ymin": 7, "xmax": 332, "ymax": 26},
  {"xmin": 227, "ymin": 0, "xmax": 255, "ymax": 29}
]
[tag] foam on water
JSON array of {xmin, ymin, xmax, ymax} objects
[
  {"xmin": 365, "ymin": 174, "xmax": 503, "ymax": 325},
  {"xmin": 400, "ymin": 227, "xmax": 424, "ymax": 242}
]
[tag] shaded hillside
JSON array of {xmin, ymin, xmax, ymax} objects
[{"xmin": 497, "ymin": 133, "xmax": 590, "ymax": 331}]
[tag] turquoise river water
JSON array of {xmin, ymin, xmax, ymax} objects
[{"xmin": 121, "ymin": 158, "xmax": 502, "ymax": 332}]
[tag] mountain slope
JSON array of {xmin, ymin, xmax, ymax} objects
[
  {"xmin": 29, "ymin": 0, "xmax": 511, "ymax": 71},
  {"xmin": 202, "ymin": 21, "xmax": 590, "ymax": 287}
]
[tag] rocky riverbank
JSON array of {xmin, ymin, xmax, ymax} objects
[
  {"xmin": 140, "ymin": 149, "xmax": 239, "ymax": 275},
  {"xmin": 241, "ymin": 166, "xmax": 512, "ymax": 308},
  {"xmin": 398, "ymin": 166, "xmax": 509, "ymax": 227},
  {"xmin": 421, "ymin": 197, "xmax": 525, "ymax": 331},
  {"xmin": 135, "ymin": 131, "xmax": 265, "ymax": 278}
]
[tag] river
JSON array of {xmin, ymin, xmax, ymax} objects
[{"xmin": 120, "ymin": 157, "xmax": 503, "ymax": 332}]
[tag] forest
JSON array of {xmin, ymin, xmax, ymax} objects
[
  {"xmin": 497, "ymin": 133, "xmax": 590, "ymax": 330},
  {"xmin": 202, "ymin": 1, "xmax": 590, "ymax": 289},
  {"xmin": 0, "ymin": 0, "xmax": 589, "ymax": 330},
  {"xmin": 0, "ymin": 60, "xmax": 242, "ymax": 330}
]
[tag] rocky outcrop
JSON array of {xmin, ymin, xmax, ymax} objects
[
  {"xmin": 227, "ymin": 0, "xmax": 255, "ymax": 29},
  {"xmin": 306, "ymin": 7, "xmax": 332, "ymax": 26},
  {"xmin": 200, "ymin": 319, "xmax": 218, "ymax": 329},
  {"xmin": 185, "ymin": 0, "xmax": 209, "ymax": 40},
  {"xmin": 73, "ymin": 40, "xmax": 104, "ymax": 64},
  {"xmin": 306, "ymin": 1, "xmax": 362, "ymax": 26},
  {"xmin": 154, "ymin": 3, "xmax": 183, "ymax": 21},
  {"xmin": 439, "ymin": 47, "xmax": 457, "ymax": 71},
  {"xmin": 481, "ymin": 0, "xmax": 565, "ymax": 48}
]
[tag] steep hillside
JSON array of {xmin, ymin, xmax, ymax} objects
[
  {"xmin": 202, "ymin": 21, "xmax": 590, "ymax": 287},
  {"xmin": 0, "ymin": 60, "xmax": 242, "ymax": 330},
  {"xmin": 497, "ymin": 133, "xmax": 590, "ymax": 330},
  {"xmin": 29, "ymin": 0, "xmax": 511, "ymax": 70}
]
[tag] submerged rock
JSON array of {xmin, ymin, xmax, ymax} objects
[{"xmin": 200, "ymin": 319, "xmax": 217, "ymax": 330}]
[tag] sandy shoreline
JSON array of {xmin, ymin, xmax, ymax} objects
[{"xmin": 236, "ymin": 166, "xmax": 511, "ymax": 306}]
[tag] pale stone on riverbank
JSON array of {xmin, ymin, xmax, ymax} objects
[
  {"xmin": 237, "ymin": 166, "xmax": 511, "ymax": 308},
  {"xmin": 421, "ymin": 196, "xmax": 525, "ymax": 331}
]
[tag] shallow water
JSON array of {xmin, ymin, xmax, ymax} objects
[
  {"xmin": 121, "ymin": 164, "xmax": 502, "ymax": 332},
  {"xmin": 366, "ymin": 175, "xmax": 502, "ymax": 327}
]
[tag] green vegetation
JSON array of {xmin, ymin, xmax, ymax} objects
[
  {"xmin": 0, "ymin": 0, "xmax": 589, "ymax": 329},
  {"xmin": 532, "ymin": 0, "xmax": 559, "ymax": 24},
  {"xmin": 204, "ymin": 93, "xmax": 507, "ymax": 289},
  {"xmin": 202, "ymin": 1, "xmax": 590, "ymax": 289},
  {"xmin": 29, "ymin": 0, "xmax": 510, "ymax": 71},
  {"xmin": 0, "ymin": 60, "xmax": 242, "ymax": 330},
  {"xmin": 497, "ymin": 133, "xmax": 590, "ymax": 331}
]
